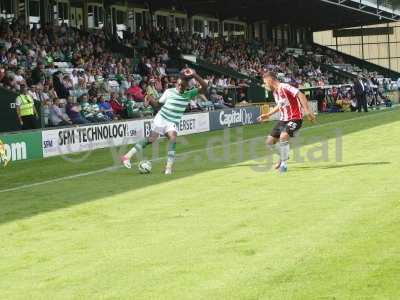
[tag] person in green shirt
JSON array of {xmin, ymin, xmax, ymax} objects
[
  {"xmin": 122, "ymin": 93, "xmax": 142, "ymax": 119},
  {"xmin": 302, "ymin": 80, "xmax": 312, "ymax": 100},
  {"xmin": 80, "ymin": 94, "xmax": 96, "ymax": 122},
  {"xmin": 146, "ymin": 79, "xmax": 160, "ymax": 100},
  {"xmin": 121, "ymin": 68, "xmax": 207, "ymax": 175},
  {"xmin": 90, "ymin": 96, "xmax": 109, "ymax": 122}
]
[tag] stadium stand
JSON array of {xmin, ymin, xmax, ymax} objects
[{"xmin": 0, "ymin": 0, "xmax": 399, "ymax": 132}]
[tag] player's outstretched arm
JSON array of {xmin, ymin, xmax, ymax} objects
[
  {"xmin": 194, "ymin": 73, "xmax": 208, "ymax": 95},
  {"xmin": 257, "ymin": 105, "xmax": 280, "ymax": 123},
  {"xmin": 298, "ymin": 92, "xmax": 316, "ymax": 123},
  {"xmin": 183, "ymin": 68, "xmax": 207, "ymax": 94}
]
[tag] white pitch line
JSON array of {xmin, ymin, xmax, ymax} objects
[
  {"xmin": 0, "ymin": 166, "xmax": 120, "ymax": 194},
  {"xmin": 0, "ymin": 109, "xmax": 396, "ymax": 194}
]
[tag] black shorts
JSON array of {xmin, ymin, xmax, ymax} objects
[{"xmin": 270, "ymin": 120, "xmax": 303, "ymax": 139}]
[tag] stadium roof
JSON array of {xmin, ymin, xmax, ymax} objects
[{"xmin": 121, "ymin": 0, "xmax": 400, "ymax": 30}]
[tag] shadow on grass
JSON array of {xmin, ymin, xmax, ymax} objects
[
  {"xmin": 294, "ymin": 161, "xmax": 391, "ymax": 170},
  {"xmin": 226, "ymin": 162, "xmax": 390, "ymax": 173},
  {"xmin": 0, "ymin": 109, "xmax": 398, "ymax": 225}
]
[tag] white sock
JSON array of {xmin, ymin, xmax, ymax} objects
[
  {"xmin": 166, "ymin": 152, "xmax": 175, "ymax": 169},
  {"xmin": 280, "ymin": 140, "xmax": 289, "ymax": 165},
  {"xmin": 125, "ymin": 147, "xmax": 137, "ymax": 159}
]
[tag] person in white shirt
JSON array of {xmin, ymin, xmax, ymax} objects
[
  {"xmin": 145, "ymin": 58, "xmax": 153, "ymax": 73},
  {"xmin": 50, "ymin": 98, "xmax": 72, "ymax": 126},
  {"xmin": 86, "ymin": 70, "xmax": 96, "ymax": 84},
  {"xmin": 396, "ymin": 77, "xmax": 400, "ymax": 91},
  {"xmin": 217, "ymin": 76, "xmax": 227, "ymax": 88},
  {"xmin": 157, "ymin": 63, "xmax": 167, "ymax": 76},
  {"xmin": 160, "ymin": 50, "xmax": 169, "ymax": 62},
  {"xmin": 38, "ymin": 84, "xmax": 51, "ymax": 102},
  {"xmin": 14, "ymin": 68, "xmax": 25, "ymax": 85},
  {"xmin": 28, "ymin": 85, "xmax": 40, "ymax": 101},
  {"xmin": 8, "ymin": 53, "xmax": 17, "ymax": 68},
  {"xmin": 70, "ymin": 70, "xmax": 79, "ymax": 87}
]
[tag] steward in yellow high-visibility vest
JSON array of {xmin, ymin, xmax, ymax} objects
[{"xmin": 16, "ymin": 85, "xmax": 38, "ymax": 130}]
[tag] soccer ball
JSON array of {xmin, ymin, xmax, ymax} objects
[{"xmin": 138, "ymin": 160, "xmax": 152, "ymax": 174}]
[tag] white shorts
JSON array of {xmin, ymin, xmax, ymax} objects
[{"xmin": 153, "ymin": 113, "xmax": 177, "ymax": 135}]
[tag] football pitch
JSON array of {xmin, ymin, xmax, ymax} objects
[{"xmin": 1, "ymin": 109, "xmax": 400, "ymax": 299}]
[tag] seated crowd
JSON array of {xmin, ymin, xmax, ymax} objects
[
  {"xmin": 0, "ymin": 20, "xmax": 251, "ymax": 128},
  {"xmin": 0, "ymin": 19, "xmax": 395, "ymax": 130},
  {"xmin": 122, "ymin": 29, "xmax": 335, "ymax": 88}
]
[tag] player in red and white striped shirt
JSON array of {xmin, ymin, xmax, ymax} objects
[{"xmin": 257, "ymin": 72, "xmax": 316, "ymax": 173}]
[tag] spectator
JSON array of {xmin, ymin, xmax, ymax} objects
[
  {"xmin": 209, "ymin": 89, "xmax": 225, "ymax": 109},
  {"xmin": 127, "ymin": 80, "xmax": 145, "ymax": 101},
  {"xmin": 137, "ymin": 57, "xmax": 149, "ymax": 76},
  {"xmin": 53, "ymin": 72, "xmax": 69, "ymax": 99},
  {"xmin": 70, "ymin": 70, "xmax": 79, "ymax": 87},
  {"xmin": 62, "ymin": 74, "xmax": 73, "ymax": 90},
  {"xmin": 0, "ymin": 49, "xmax": 7, "ymax": 64},
  {"xmin": 301, "ymin": 80, "xmax": 311, "ymax": 100},
  {"xmin": 157, "ymin": 63, "xmax": 167, "ymax": 76},
  {"xmin": 88, "ymin": 82, "xmax": 99, "ymax": 99},
  {"xmin": 146, "ymin": 78, "xmax": 160, "ymax": 100},
  {"xmin": 217, "ymin": 76, "xmax": 227, "ymax": 88},
  {"xmin": 66, "ymin": 96, "xmax": 89, "ymax": 124},
  {"xmin": 90, "ymin": 97, "xmax": 109, "ymax": 122},
  {"xmin": 160, "ymin": 49, "xmax": 169, "ymax": 62},
  {"xmin": 16, "ymin": 84, "xmax": 39, "ymax": 130},
  {"xmin": 0, "ymin": 20, "xmax": 394, "ymax": 131},
  {"xmin": 47, "ymin": 80, "xmax": 58, "ymax": 99},
  {"xmin": 31, "ymin": 62, "xmax": 45, "ymax": 85},
  {"xmin": 109, "ymin": 93, "xmax": 124, "ymax": 118},
  {"xmin": 28, "ymin": 85, "xmax": 40, "ymax": 102},
  {"xmin": 0, "ymin": 64, "xmax": 6, "ymax": 85},
  {"xmin": 222, "ymin": 88, "xmax": 234, "ymax": 107},
  {"xmin": 14, "ymin": 68, "xmax": 25, "ymax": 87},
  {"xmin": 8, "ymin": 53, "xmax": 17, "ymax": 68},
  {"xmin": 98, "ymin": 96, "xmax": 114, "ymax": 120},
  {"xmin": 188, "ymin": 98, "xmax": 203, "ymax": 112},
  {"xmin": 80, "ymin": 94, "xmax": 98, "ymax": 122},
  {"xmin": 238, "ymin": 91, "xmax": 248, "ymax": 103},
  {"xmin": 354, "ymin": 75, "xmax": 368, "ymax": 113},
  {"xmin": 50, "ymin": 98, "xmax": 72, "ymax": 126},
  {"xmin": 123, "ymin": 93, "xmax": 141, "ymax": 119}
]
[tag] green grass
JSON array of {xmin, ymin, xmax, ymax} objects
[{"xmin": 1, "ymin": 109, "xmax": 400, "ymax": 299}]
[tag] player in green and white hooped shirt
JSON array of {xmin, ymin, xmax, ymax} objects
[{"xmin": 121, "ymin": 68, "xmax": 207, "ymax": 175}]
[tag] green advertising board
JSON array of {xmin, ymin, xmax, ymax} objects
[{"xmin": 0, "ymin": 131, "xmax": 43, "ymax": 162}]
